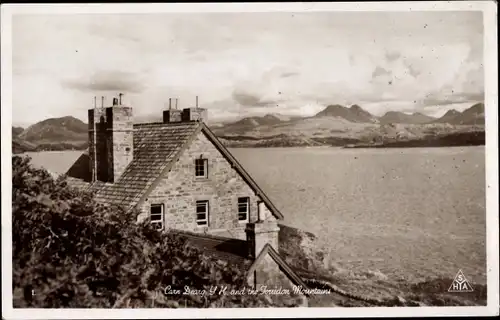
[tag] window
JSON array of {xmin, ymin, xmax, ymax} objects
[
  {"xmin": 150, "ymin": 204, "xmax": 164, "ymax": 230},
  {"xmin": 238, "ymin": 197, "xmax": 250, "ymax": 222},
  {"xmin": 196, "ymin": 200, "xmax": 209, "ymax": 226},
  {"xmin": 195, "ymin": 158, "xmax": 208, "ymax": 178}
]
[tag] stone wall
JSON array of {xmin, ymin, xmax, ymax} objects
[
  {"xmin": 181, "ymin": 108, "xmax": 208, "ymax": 124},
  {"xmin": 246, "ymin": 222, "xmax": 280, "ymax": 258},
  {"xmin": 137, "ymin": 130, "xmax": 276, "ymax": 239},
  {"xmin": 88, "ymin": 106, "xmax": 133, "ymax": 183},
  {"xmin": 88, "ymin": 108, "xmax": 108, "ymax": 182},
  {"xmin": 163, "ymin": 109, "xmax": 182, "ymax": 123},
  {"xmin": 108, "ymin": 107, "xmax": 134, "ymax": 183}
]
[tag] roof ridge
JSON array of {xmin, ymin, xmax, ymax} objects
[{"xmin": 134, "ymin": 121, "xmax": 203, "ymax": 127}]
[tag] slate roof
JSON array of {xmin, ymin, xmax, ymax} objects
[
  {"xmin": 66, "ymin": 177, "xmax": 107, "ymax": 192},
  {"xmin": 66, "ymin": 151, "xmax": 92, "ymax": 182},
  {"xmin": 93, "ymin": 121, "xmax": 201, "ymax": 208},
  {"xmin": 173, "ymin": 230, "xmax": 252, "ymax": 269}
]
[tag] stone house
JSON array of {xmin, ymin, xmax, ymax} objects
[{"xmin": 66, "ymin": 97, "xmax": 309, "ymax": 301}]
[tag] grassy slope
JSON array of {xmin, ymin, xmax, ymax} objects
[
  {"xmin": 278, "ymin": 224, "xmax": 486, "ymax": 307},
  {"xmin": 14, "ymin": 117, "xmax": 88, "ymax": 152}
]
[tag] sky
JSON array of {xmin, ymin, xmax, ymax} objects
[{"xmin": 11, "ymin": 11, "xmax": 484, "ymax": 127}]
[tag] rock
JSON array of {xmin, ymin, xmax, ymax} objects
[
  {"xmin": 408, "ymin": 300, "xmax": 426, "ymax": 307},
  {"xmin": 299, "ymin": 296, "xmax": 309, "ymax": 307},
  {"xmin": 166, "ymin": 300, "xmax": 180, "ymax": 308},
  {"xmin": 263, "ymin": 295, "xmax": 273, "ymax": 305},
  {"xmin": 364, "ymin": 269, "xmax": 389, "ymax": 281},
  {"xmin": 396, "ymin": 295, "xmax": 407, "ymax": 305}
]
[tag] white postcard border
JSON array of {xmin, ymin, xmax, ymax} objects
[{"xmin": 1, "ymin": 2, "xmax": 498, "ymax": 319}]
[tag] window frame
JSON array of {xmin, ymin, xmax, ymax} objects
[
  {"xmin": 150, "ymin": 203, "xmax": 164, "ymax": 230},
  {"xmin": 194, "ymin": 158, "xmax": 208, "ymax": 178},
  {"xmin": 237, "ymin": 197, "xmax": 250, "ymax": 223},
  {"xmin": 196, "ymin": 200, "xmax": 209, "ymax": 226}
]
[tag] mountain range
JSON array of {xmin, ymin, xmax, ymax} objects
[
  {"xmin": 432, "ymin": 103, "xmax": 485, "ymax": 125},
  {"xmin": 312, "ymin": 103, "xmax": 483, "ymax": 125},
  {"xmin": 12, "ymin": 102, "xmax": 485, "ymax": 152},
  {"xmin": 213, "ymin": 102, "xmax": 484, "ymax": 134}
]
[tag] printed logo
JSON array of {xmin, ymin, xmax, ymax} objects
[{"xmin": 448, "ymin": 269, "xmax": 474, "ymax": 292}]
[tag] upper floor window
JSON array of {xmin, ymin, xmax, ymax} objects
[
  {"xmin": 195, "ymin": 158, "xmax": 208, "ymax": 178},
  {"xmin": 150, "ymin": 204, "xmax": 164, "ymax": 230},
  {"xmin": 238, "ymin": 197, "xmax": 250, "ymax": 222},
  {"xmin": 196, "ymin": 200, "xmax": 209, "ymax": 226}
]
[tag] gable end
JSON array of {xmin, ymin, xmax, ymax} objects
[
  {"xmin": 200, "ymin": 124, "xmax": 284, "ymax": 220},
  {"xmin": 130, "ymin": 124, "xmax": 204, "ymax": 211},
  {"xmin": 246, "ymin": 243, "xmax": 309, "ymax": 293}
]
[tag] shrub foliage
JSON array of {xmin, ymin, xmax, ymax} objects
[{"xmin": 12, "ymin": 156, "xmax": 287, "ymax": 308}]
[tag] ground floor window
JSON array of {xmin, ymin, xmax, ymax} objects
[
  {"xmin": 150, "ymin": 204, "xmax": 164, "ymax": 230},
  {"xmin": 196, "ymin": 200, "xmax": 209, "ymax": 226}
]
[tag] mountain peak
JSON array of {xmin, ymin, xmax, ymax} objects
[
  {"xmin": 383, "ymin": 111, "xmax": 404, "ymax": 116},
  {"xmin": 315, "ymin": 104, "xmax": 375, "ymax": 123},
  {"xmin": 19, "ymin": 116, "xmax": 88, "ymax": 143},
  {"xmin": 465, "ymin": 102, "xmax": 485, "ymax": 114},
  {"xmin": 433, "ymin": 104, "xmax": 484, "ymax": 125},
  {"xmin": 444, "ymin": 109, "xmax": 460, "ymax": 116},
  {"xmin": 263, "ymin": 113, "xmax": 281, "ymax": 119},
  {"xmin": 379, "ymin": 111, "xmax": 436, "ymax": 124},
  {"xmin": 324, "ymin": 104, "xmax": 346, "ymax": 111}
]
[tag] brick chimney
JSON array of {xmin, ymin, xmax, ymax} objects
[
  {"xmin": 181, "ymin": 107, "xmax": 208, "ymax": 124},
  {"xmin": 163, "ymin": 97, "xmax": 208, "ymax": 124},
  {"xmin": 89, "ymin": 96, "xmax": 134, "ymax": 183},
  {"xmin": 245, "ymin": 219, "xmax": 280, "ymax": 259}
]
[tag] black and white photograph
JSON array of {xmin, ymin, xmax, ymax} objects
[{"xmin": 1, "ymin": 2, "xmax": 498, "ymax": 318}]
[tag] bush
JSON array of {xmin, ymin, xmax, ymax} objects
[{"xmin": 12, "ymin": 156, "xmax": 287, "ymax": 308}]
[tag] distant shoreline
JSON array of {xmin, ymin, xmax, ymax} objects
[
  {"xmin": 13, "ymin": 130, "xmax": 485, "ymax": 153},
  {"xmin": 343, "ymin": 131, "xmax": 485, "ymax": 149}
]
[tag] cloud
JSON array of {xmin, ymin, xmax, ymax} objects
[
  {"xmin": 62, "ymin": 71, "xmax": 146, "ymax": 93},
  {"xmin": 232, "ymin": 91, "xmax": 267, "ymax": 107},
  {"xmin": 385, "ymin": 51, "xmax": 401, "ymax": 62},
  {"xmin": 372, "ymin": 66, "xmax": 392, "ymax": 79},
  {"xmin": 422, "ymin": 92, "xmax": 484, "ymax": 107},
  {"xmin": 280, "ymin": 71, "xmax": 299, "ymax": 78},
  {"xmin": 405, "ymin": 63, "xmax": 422, "ymax": 78},
  {"xmin": 231, "ymin": 90, "xmax": 283, "ymax": 108},
  {"xmin": 11, "ymin": 11, "xmax": 484, "ymax": 124}
]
